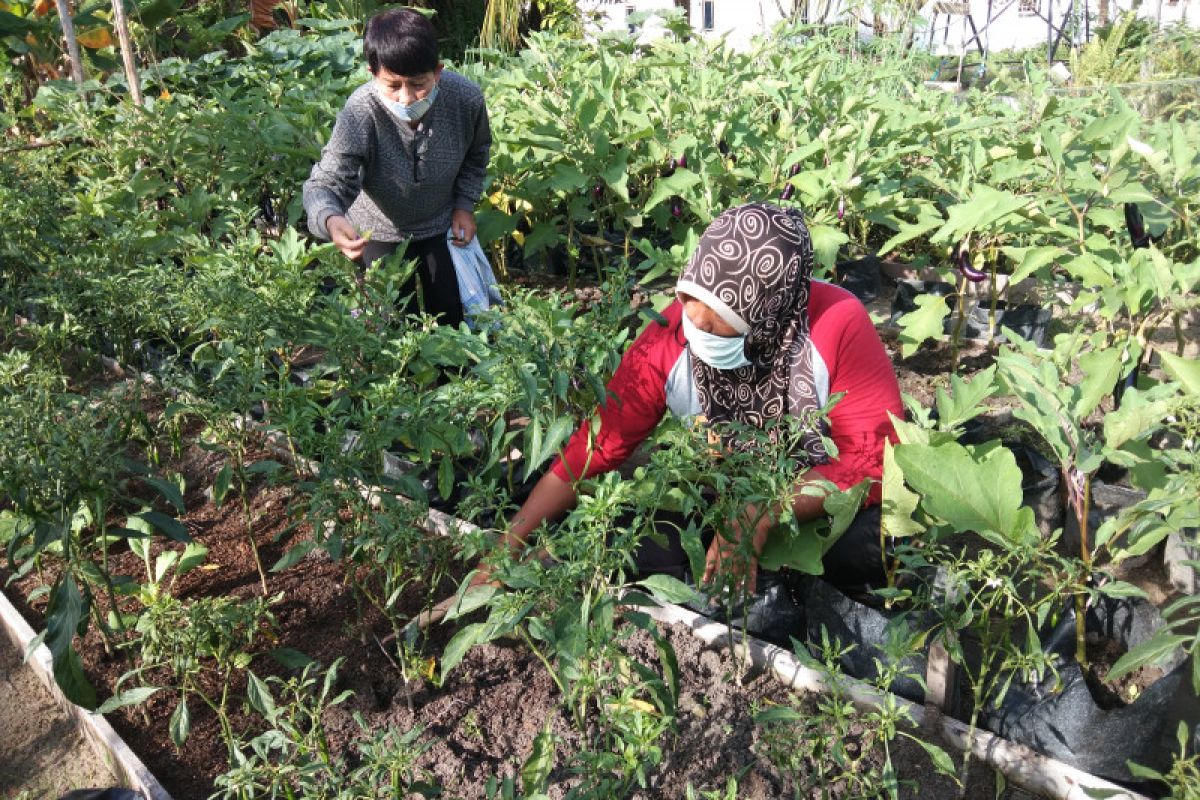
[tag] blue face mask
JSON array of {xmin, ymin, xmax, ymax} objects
[
  {"xmin": 681, "ymin": 310, "xmax": 751, "ymax": 370},
  {"xmin": 380, "ymin": 83, "xmax": 439, "ymax": 122}
]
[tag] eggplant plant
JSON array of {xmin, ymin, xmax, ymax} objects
[
  {"xmin": 995, "ymin": 327, "xmax": 1177, "ymax": 667},
  {"xmin": 882, "ymin": 368, "xmax": 1075, "ymax": 784}
]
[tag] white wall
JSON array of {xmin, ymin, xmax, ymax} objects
[{"xmin": 578, "ymin": 0, "xmax": 1196, "ymax": 52}]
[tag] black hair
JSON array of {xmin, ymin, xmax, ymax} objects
[{"xmin": 363, "ymin": 8, "xmax": 439, "ymax": 76}]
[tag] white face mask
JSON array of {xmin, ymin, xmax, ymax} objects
[
  {"xmin": 379, "ymin": 83, "xmax": 439, "ymax": 122},
  {"xmin": 681, "ymin": 310, "xmax": 751, "ymax": 370}
]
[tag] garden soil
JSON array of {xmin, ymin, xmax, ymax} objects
[
  {"xmin": 0, "ymin": 274, "xmax": 1181, "ymax": 799},
  {"xmin": 3, "ymin": 425, "xmax": 1007, "ymax": 799}
]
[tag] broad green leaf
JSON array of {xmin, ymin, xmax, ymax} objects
[
  {"xmin": 437, "ymin": 457, "xmax": 454, "ymax": 502},
  {"xmin": 637, "ymin": 574, "xmax": 701, "ymax": 605},
  {"xmin": 881, "ymin": 443, "xmax": 925, "ymax": 539},
  {"xmin": 893, "ymin": 441, "xmax": 1029, "ymax": 539},
  {"xmin": 176, "ymin": 542, "xmax": 208, "ymax": 576},
  {"xmin": 137, "ymin": 511, "xmax": 192, "ymax": 543},
  {"xmin": 809, "ymin": 224, "xmax": 849, "ymax": 272},
  {"xmin": 521, "ymin": 723, "xmax": 557, "ymax": 795},
  {"xmin": 1073, "ymin": 347, "xmax": 1122, "ymax": 418},
  {"xmin": 97, "ymin": 686, "xmax": 161, "ymax": 715},
  {"xmin": 1107, "ymin": 633, "xmax": 1188, "ymax": 684},
  {"xmin": 896, "ymin": 294, "xmax": 950, "ymax": 358},
  {"xmin": 246, "ymin": 672, "xmax": 276, "ymax": 717},
  {"xmin": 642, "ymin": 169, "xmax": 701, "ymax": 213},
  {"xmin": 170, "ymin": 696, "xmax": 191, "ymax": 748},
  {"xmin": 1161, "ymin": 353, "xmax": 1200, "ymax": 397},
  {"xmin": 1096, "ymin": 581, "xmax": 1149, "ymax": 600},
  {"xmin": 443, "ymin": 585, "xmax": 498, "ymax": 622},
  {"xmin": 906, "ymin": 736, "xmax": 958, "ymax": 780},
  {"xmin": 269, "ymin": 648, "xmax": 314, "ymax": 669},
  {"xmin": 877, "ymin": 216, "xmax": 941, "ymax": 257},
  {"xmin": 213, "ymin": 464, "xmax": 232, "ymax": 507},
  {"xmin": 758, "ymin": 517, "xmax": 829, "ymax": 574},
  {"xmin": 53, "ymin": 647, "xmax": 97, "ymax": 710},
  {"xmin": 1002, "ymin": 245, "xmax": 1061, "ymax": 283},
  {"xmin": 934, "ymin": 365, "xmax": 998, "ymax": 430},
  {"xmin": 440, "ymin": 622, "xmax": 487, "ymax": 683},
  {"xmin": 754, "ymin": 706, "xmax": 804, "ymax": 724},
  {"xmin": 141, "ymin": 476, "xmax": 185, "ymax": 513}
]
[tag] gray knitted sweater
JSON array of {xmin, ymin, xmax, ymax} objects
[{"xmin": 303, "ymin": 70, "xmax": 491, "ymax": 243}]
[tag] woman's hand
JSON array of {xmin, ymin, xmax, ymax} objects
[
  {"xmin": 327, "ymin": 215, "xmax": 367, "ymax": 261},
  {"xmin": 450, "ymin": 209, "xmax": 476, "ymax": 246},
  {"xmin": 702, "ymin": 504, "xmax": 773, "ymax": 595}
]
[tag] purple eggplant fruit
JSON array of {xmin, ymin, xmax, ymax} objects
[
  {"xmin": 670, "ymin": 197, "xmax": 684, "ymax": 217},
  {"xmin": 780, "ymin": 183, "xmax": 795, "ymax": 202},
  {"xmin": 789, "ymin": 163, "xmax": 802, "ymax": 177},
  {"xmin": 958, "ymin": 247, "xmax": 987, "ymax": 282},
  {"xmin": 662, "ymin": 157, "xmax": 676, "ymax": 178},
  {"xmin": 676, "ymin": 154, "xmax": 687, "ymax": 169},
  {"xmin": 837, "ymin": 196, "xmax": 845, "ymax": 221},
  {"xmin": 1123, "ymin": 202, "xmax": 1161, "ymax": 249},
  {"xmin": 592, "ymin": 184, "xmax": 604, "ymax": 200}
]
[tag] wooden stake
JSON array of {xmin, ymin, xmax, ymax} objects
[
  {"xmin": 53, "ymin": 0, "xmax": 85, "ymax": 85},
  {"xmin": 110, "ymin": 0, "xmax": 142, "ymax": 106}
]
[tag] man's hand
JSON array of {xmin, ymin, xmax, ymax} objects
[
  {"xmin": 327, "ymin": 215, "xmax": 367, "ymax": 261},
  {"xmin": 450, "ymin": 208, "xmax": 476, "ymax": 247}
]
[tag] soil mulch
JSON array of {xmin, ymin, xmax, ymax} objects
[{"xmin": 2, "ymin": 409, "xmax": 994, "ymax": 800}]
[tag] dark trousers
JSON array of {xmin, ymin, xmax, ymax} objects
[
  {"xmin": 631, "ymin": 505, "xmax": 887, "ymax": 591},
  {"xmin": 360, "ymin": 235, "xmax": 463, "ymax": 328}
]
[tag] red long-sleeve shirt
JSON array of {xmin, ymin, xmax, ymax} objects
[{"xmin": 550, "ymin": 281, "xmax": 902, "ymax": 505}]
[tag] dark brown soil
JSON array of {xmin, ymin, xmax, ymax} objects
[
  {"xmin": 1, "ymin": 392, "xmax": 995, "ymax": 800},
  {"xmin": 1084, "ymin": 633, "xmax": 1167, "ymax": 710}
]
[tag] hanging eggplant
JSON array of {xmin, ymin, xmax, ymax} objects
[{"xmin": 958, "ymin": 245, "xmax": 988, "ymax": 282}]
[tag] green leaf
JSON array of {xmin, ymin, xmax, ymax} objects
[
  {"xmin": 53, "ymin": 647, "xmax": 97, "ymax": 710},
  {"xmin": 642, "ymin": 169, "xmax": 701, "ymax": 213},
  {"xmin": 934, "ymin": 365, "xmax": 998, "ymax": 430},
  {"xmin": 757, "ymin": 518, "xmax": 829, "ymax": 573},
  {"xmin": 268, "ymin": 648, "xmax": 314, "ymax": 669},
  {"xmin": 137, "ymin": 511, "xmax": 192, "ymax": 543},
  {"xmin": 437, "ymin": 457, "xmax": 454, "ymax": 502},
  {"xmin": 521, "ymin": 723, "xmax": 557, "ymax": 795},
  {"xmin": 213, "ymin": 464, "xmax": 232, "ymax": 507},
  {"xmin": 443, "ymin": 585, "xmax": 498, "ymax": 622},
  {"xmin": 1161, "ymin": 353, "xmax": 1200, "ymax": 397},
  {"xmin": 1074, "ymin": 347, "xmax": 1122, "ymax": 418},
  {"xmin": 170, "ymin": 696, "xmax": 191, "ymax": 748},
  {"xmin": 809, "ymin": 224, "xmax": 849, "ymax": 272},
  {"xmin": 440, "ymin": 622, "xmax": 486, "ymax": 683},
  {"xmin": 1003, "ymin": 245, "xmax": 1061, "ymax": 283},
  {"xmin": 141, "ymin": 476, "xmax": 185, "ymax": 513},
  {"xmin": 524, "ymin": 415, "xmax": 575, "ymax": 477},
  {"xmin": 1107, "ymin": 633, "xmax": 1188, "ymax": 684},
  {"xmin": 97, "ymin": 686, "xmax": 161, "ymax": 715},
  {"xmin": 246, "ymin": 460, "xmax": 283, "ymax": 476},
  {"xmin": 637, "ymin": 574, "xmax": 701, "ymax": 605},
  {"xmin": 893, "ymin": 441, "xmax": 1030, "ymax": 540},
  {"xmin": 176, "ymin": 542, "xmax": 207, "ymax": 576},
  {"xmin": 754, "ymin": 705, "xmax": 804, "ymax": 724},
  {"xmin": 907, "ymin": 736, "xmax": 958, "ymax": 780},
  {"xmin": 246, "ymin": 672, "xmax": 276, "ymax": 717},
  {"xmin": 881, "ymin": 443, "xmax": 925, "ymax": 539},
  {"xmin": 271, "ymin": 541, "xmax": 313, "ymax": 572},
  {"xmin": 1096, "ymin": 581, "xmax": 1149, "ymax": 600},
  {"xmin": 896, "ymin": 293, "xmax": 950, "ymax": 358}
]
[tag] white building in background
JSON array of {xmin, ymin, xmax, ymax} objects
[{"xmin": 578, "ymin": 0, "xmax": 1196, "ymax": 53}]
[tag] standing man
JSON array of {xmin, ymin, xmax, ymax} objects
[{"xmin": 304, "ymin": 8, "xmax": 491, "ymax": 327}]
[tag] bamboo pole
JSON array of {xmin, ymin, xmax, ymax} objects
[
  {"xmin": 110, "ymin": 0, "xmax": 143, "ymax": 106},
  {"xmin": 53, "ymin": 0, "xmax": 85, "ymax": 84}
]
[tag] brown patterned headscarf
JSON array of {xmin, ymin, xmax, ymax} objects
[{"xmin": 676, "ymin": 202, "xmax": 827, "ymax": 464}]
